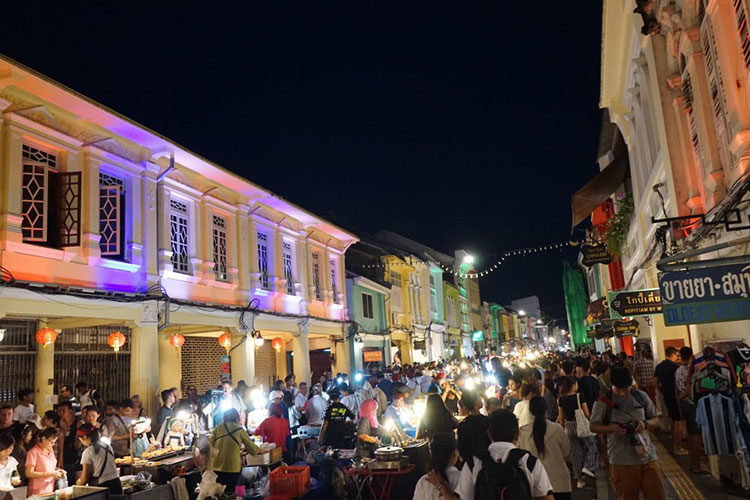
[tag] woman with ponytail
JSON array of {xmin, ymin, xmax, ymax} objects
[
  {"xmin": 76, "ymin": 423, "xmax": 122, "ymax": 494},
  {"xmin": 517, "ymin": 396, "xmax": 572, "ymax": 500}
]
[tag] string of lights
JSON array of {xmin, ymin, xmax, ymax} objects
[{"xmin": 354, "ymin": 240, "xmax": 579, "ymax": 279}]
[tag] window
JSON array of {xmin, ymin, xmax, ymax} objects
[
  {"xmin": 446, "ymin": 297, "xmax": 457, "ymax": 328},
  {"xmin": 735, "ymin": 0, "xmax": 750, "ymax": 69},
  {"xmin": 702, "ymin": 17, "xmax": 734, "ymax": 172},
  {"xmin": 257, "ymin": 231, "xmax": 270, "ymax": 290},
  {"xmin": 99, "ymin": 173, "xmax": 125, "ymax": 259},
  {"xmin": 312, "ymin": 252, "xmax": 321, "ymax": 300},
  {"xmin": 389, "ymin": 271, "xmax": 402, "ymax": 287},
  {"xmin": 169, "ymin": 199, "xmax": 190, "ymax": 274},
  {"xmin": 212, "ymin": 215, "xmax": 228, "ymax": 281},
  {"xmin": 330, "ymin": 259, "xmax": 338, "ymax": 304},
  {"xmin": 362, "ymin": 293, "xmax": 374, "ymax": 319},
  {"xmin": 430, "ymin": 288, "xmax": 438, "ymax": 313},
  {"xmin": 21, "ymin": 144, "xmax": 80, "ymax": 247},
  {"xmin": 283, "ymin": 241, "xmax": 294, "ymax": 295}
]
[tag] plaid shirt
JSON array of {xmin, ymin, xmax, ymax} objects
[{"xmin": 633, "ymin": 357, "xmax": 655, "ymax": 387}]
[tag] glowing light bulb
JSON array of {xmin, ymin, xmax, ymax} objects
[
  {"xmin": 220, "ymin": 399, "xmax": 232, "ymax": 411},
  {"xmin": 384, "ymin": 419, "xmax": 395, "ymax": 432},
  {"xmin": 465, "ymin": 378, "xmax": 476, "ymax": 390},
  {"xmin": 485, "ymin": 387, "xmax": 496, "ymax": 398},
  {"xmin": 354, "ymin": 373, "xmax": 363, "ymax": 382},
  {"xmin": 337, "ymin": 377, "xmax": 343, "ymax": 385},
  {"xmin": 176, "ymin": 411, "xmax": 189, "ymax": 420}
]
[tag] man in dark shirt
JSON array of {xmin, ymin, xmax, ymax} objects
[
  {"xmin": 318, "ymin": 390, "xmax": 354, "ymax": 449},
  {"xmin": 0, "ymin": 405, "xmax": 20, "ymax": 441},
  {"xmin": 654, "ymin": 346, "xmax": 685, "ymax": 454},
  {"xmin": 376, "ymin": 372, "xmax": 393, "ymax": 404},
  {"xmin": 575, "ymin": 358, "xmax": 599, "ymax": 411},
  {"xmin": 456, "ymin": 390, "xmax": 489, "ymax": 466},
  {"xmin": 155, "ymin": 388, "xmax": 176, "ymax": 437}
]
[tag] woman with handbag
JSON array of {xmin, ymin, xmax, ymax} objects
[
  {"xmin": 75, "ymin": 424, "xmax": 122, "ymax": 494},
  {"xmin": 556, "ymin": 376, "xmax": 598, "ymax": 489}
]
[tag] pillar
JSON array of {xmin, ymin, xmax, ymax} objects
[
  {"xmin": 332, "ymin": 339, "xmax": 350, "ymax": 376},
  {"xmin": 230, "ymin": 328, "xmax": 256, "ymax": 386},
  {"xmin": 158, "ymin": 330, "xmax": 182, "ymax": 398},
  {"xmin": 130, "ymin": 322, "xmax": 159, "ymax": 415},
  {"xmin": 292, "ymin": 322, "xmax": 311, "ymax": 383},
  {"xmin": 34, "ymin": 324, "xmax": 55, "ymax": 414},
  {"xmin": 275, "ymin": 348, "xmax": 288, "ymax": 381}
]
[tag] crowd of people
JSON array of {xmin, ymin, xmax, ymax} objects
[{"xmin": 0, "ymin": 341, "xmax": 727, "ymax": 500}]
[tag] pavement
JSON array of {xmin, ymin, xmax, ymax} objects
[{"xmin": 568, "ymin": 431, "xmax": 749, "ymax": 500}]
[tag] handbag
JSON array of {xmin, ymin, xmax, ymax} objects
[{"xmin": 574, "ymin": 393, "xmax": 596, "ymax": 438}]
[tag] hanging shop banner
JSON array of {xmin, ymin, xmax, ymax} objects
[
  {"xmin": 593, "ymin": 321, "xmax": 614, "ymax": 339},
  {"xmin": 608, "ymin": 288, "xmax": 662, "ymax": 319},
  {"xmin": 413, "ymin": 340, "xmax": 426, "ymax": 351},
  {"xmin": 581, "ymin": 243, "xmax": 612, "ymax": 267},
  {"xmin": 220, "ymin": 355, "xmax": 231, "ymax": 380},
  {"xmin": 613, "ymin": 319, "xmax": 639, "ymax": 337},
  {"xmin": 363, "ymin": 349, "xmax": 383, "ymax": 363},
  {"xmin": 472, "ymin": 330, "xmax": 484, "ymax": 342},
  {"xmin": 658, "ymin": 264, "xmax": 750, "ymax": 326}
]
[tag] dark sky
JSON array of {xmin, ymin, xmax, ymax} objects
[{"xmin": 4, "ymin": 2, "xmax": 602, "ymax": 322}]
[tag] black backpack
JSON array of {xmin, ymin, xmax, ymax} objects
[{"xmin": 475, "ymin": 448, "xmax": 537, "ymax": 500}]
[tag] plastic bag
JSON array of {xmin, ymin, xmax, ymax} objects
[{"xmin": 196, "ymin": 470, "xmax": 225, "ymax": 500}]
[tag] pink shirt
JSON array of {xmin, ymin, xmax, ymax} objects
[{"xmin": 26, "ymin": 445, "xmax": 57, "ymax": 495}]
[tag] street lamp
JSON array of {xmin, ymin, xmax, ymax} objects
[
  {"xmin": 536, "ymin": 319, "xmax": 543, "ymax": 325},
  {"xmin": 463, "ymin": 254, "xmax": 475, "ymax": 265},
  {"xmin": 518, "ymin": 310, "xmax": 526, "ymax": 316}
]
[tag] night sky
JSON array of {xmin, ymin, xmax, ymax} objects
[{"xmin": 4, "ymin": 2, "xmax": 603, "ymax": 322}]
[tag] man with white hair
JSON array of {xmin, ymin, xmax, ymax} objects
[{"xmin": 305, "ymin": 384, "xmax": 327, "ymax": 425}]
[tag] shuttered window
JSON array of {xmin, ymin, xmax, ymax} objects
[
  {"xmin": 735, "ymin": 0, "xmax": 750, "ymax": 69},
  {"xmin": 257, "ymin": 231, "xmax": 270, "ymax": 289},
  {"xmin": 212, "ymin": 215, "xmax": 228, "ymax": 281},
  {"xmin": 362, "ymin": 293, "xmax": 374, "ymax": 319},
  {"xmin": 312, "ymin": 252, "xmax": 321, "ymax": 300},
  {"xmin": 169, "ymin": 199, "xmax": 190, "ymax": 274},
  {"xmin": 283, "ymin": 241, "xmax": 294, "ymax": 295},
  {"xmin": 99, "ymin": 173, "xmax": 124, "ymax": 259}
]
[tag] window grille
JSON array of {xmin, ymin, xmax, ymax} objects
[
  {"xmin": 99, "ymin": 173, "xmax": 124, "ymax": 258},
  {"xmin": 312, "ymin": 253, "xmax": 321, "ymax": 300},
  {"xmin": 212, "ymin": 215, "xmax": 228, "ymax": 281},
  {"xmin": 257, "ymin": 232, "xmax": 270, "ymax": 289},
  {"xmin": 430, "ymin": 288, "xmax": 438, "ymax": 313},
  {"xmin": 169, "ymin": 199, "xmax": 190, "ymax": 274},
  {"xmin": 389, "ymin": 271, "xmax": 402, "ymax": 287},
  {"xmin": 362, "ymin": 293, "xmax": 374, "ymax": 319},
  {"xmin": 283, "ymin": 241, "xmax": 294, "ymax": 294},
  {"xmin": 330, "ymin": 259, "xmax": 338, "ymax": 304}
]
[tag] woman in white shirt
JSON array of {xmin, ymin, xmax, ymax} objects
[
  {"xmin": 513, "ymin": 383, "xmax": 539, "ymax": 429},
  {"xmin": 75, "ymin": 424, "xmax": 122, "ymax": 494},
  {"xmin": 0, "ymin": 434, "xmax": 19, "ymax": 490},
  {"xmin": 413, "ymin": 433, "xmax": 461, "ymax": 500}
]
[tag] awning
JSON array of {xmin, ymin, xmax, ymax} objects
[{"xmin": 571, "ymin": 153, "xmax": 628, "ymax": 227}]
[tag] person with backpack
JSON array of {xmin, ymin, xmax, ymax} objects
[
  {"xmin": 456, "ymin": 409, "xmax": 554, "ymax": 500},
  {"xmin": 413, "ymin": 433, "xmax": 461, "ymax": 500},
  {"xmin": 589, "ymin": 367, "xmax": 664, "ymax": 500},
  {"xmin": 75, "ymin": 424, "xmax": 122, "ymax": 494}
]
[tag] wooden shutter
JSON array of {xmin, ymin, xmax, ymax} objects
[{"xmin": 58, "ymin": 172, "xmax": 81, "ymax": 247}]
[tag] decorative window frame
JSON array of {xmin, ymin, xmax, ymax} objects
[
  {"xmin": 255, "ymin": 223, "xmax": 274, "ymax": 291},
  {"xmin": 282, "ymin": 237, "xmax": 296, "ymax": 295},
  {"xmin": 330, "ymin": 256, "xmax": 339, "ymax": 304},
  {"xmin": 311, "ymin": 249, "xmax": 322, "ymax": 301},
  {"xmin": 361, "ymin": 292, "xmax": 374, "ymax": 320},
  {"xmin": 97, "ymin": 167, "xmax": 133, "ymax": 263}
]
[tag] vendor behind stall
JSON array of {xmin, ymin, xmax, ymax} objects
[
  {"xmin": 209, "ymin": 409, "xmax": 259, "ymax": 491},
  {"xmin": 253, "ymin": 403, "xmax": 290, "ymax": 452},
  {"xmin": 25, "ymin": 428, "xmax": 65, "ymax": 497},
  {"xmin": 356, "ymin": 399, "xmax": 382, "ymax": 459},
  {"xmin": 76, "ymin": 424, "xmax": 122, "ymax": 494}
]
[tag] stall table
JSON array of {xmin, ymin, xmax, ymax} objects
[
  {"xmin": 345, "ymin": 464, "xmax": 415, "ymax": 500},
  {"xmin": 119, "ymin": 453, "xmax": 196, "ymax": 484}
]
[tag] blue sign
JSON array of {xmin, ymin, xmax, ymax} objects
[{"xmin": 658, "ymin": 263, "xmax": 750, "ymax": 326}]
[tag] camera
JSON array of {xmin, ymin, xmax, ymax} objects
[{"xmin": 622, "ymin": 421, "xmax": 640, "ymax": 446}]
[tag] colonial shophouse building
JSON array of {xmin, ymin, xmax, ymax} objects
[{"xmin": 0, "ymin": 56, "xmax": 357, "ymax": 414}]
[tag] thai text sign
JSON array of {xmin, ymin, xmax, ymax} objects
[
  {"xmin": 581, "ymin": 243, "xmax": 612, "ymax": 266},
  {"xmin": 608, "ymin": 288, "xmax": 662, "ymax": 319},
  {"xmin": 363, "ymin": 350, "xmax": 383, "ymax": 362},
  {"xmin": 658, "ymin": 264, "xmax": 750, "ymax": 326}
]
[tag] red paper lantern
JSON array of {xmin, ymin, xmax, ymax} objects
[
  {"xmin": 35, "ymin": 327, "xmax": 58, "ymax": 347},
  {"xmin": 169, "ymin": 333, "xmax": 185, "ymax": 349},
  {"xmin": 218, "ymin": 332, "xmax": 232, "ymax": 351},
  {"xmin": 107, "ymin": 331, "xmax": 126, "ymax": 353},
  {"xmin": 271, "ymin": 337, "xmax": 284, "ymax": 352}
]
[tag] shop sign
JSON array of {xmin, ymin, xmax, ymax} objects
[
  {"xmin": 363, "ymin": 350, "xmax": 383, "ymax": 362},
  {"xmin": 581, "ymin": 243, "xmax": 612, "ymax": 266},
  {"xmin": 472, "ymin": 330, "xmax": 484, "ymax": 342},
  {"xmin": 413, "ymin": 340, "xmax": 426, "ymax": 351},
  {"xmin": 608, "ymin": 288, "xmax": 662, "ymax": 319},
  {"xmin": 220, "ymin": 355, "xmax": 231, "ymax": 380},
  {"xmin": 588, "ymin": 321, "xmax": 614, "ymax": 339},
  {"xmin": 658, "ymin": 263, "xmax": 750, "ymax": 326},
  {"xmin": 613, "ymin": 319, "xmax": 639, "ymax": 337}
]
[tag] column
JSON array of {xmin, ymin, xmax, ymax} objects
[
  {"xmin": 34, "ymin": 322, "xmax": 55, "ymax": 414},
  {"xmin": 332, "ymin": 338, "xmax": 350, "ymax": 376},
  {"xmin": 156, "ymin": 185, "xmax": 172, "ymax": 273},
  {"xmin": 142, "ymin": 166, "xmax": 159, "ymax": 285},
  {"xmin": 292, "ymin": 322, "xmax": 311, "ymax": 383},
  {"xmin": 275, "ymin": 348, "xmax": 288, "ymax": 381},
  {"xmin": 0, "ymin": 118, "xmax": 24, "ymax": 245},
  {"xmin": 230, "ymin": 328, "xmax": 256, "ymax": 385},
  {"xmin": 158, "ymin": 330, "xmax": 182, "ymax": 398},
  {"xmin": 130, "ymin": 321, "xmax": 159, "ymax": 415}
]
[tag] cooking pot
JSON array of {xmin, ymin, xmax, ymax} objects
[{"xmin": 375, "ymin": 446, "xmax": 403, "ymax": 462}]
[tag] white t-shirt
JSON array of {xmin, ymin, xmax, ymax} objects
[
  {"xmin": 456, "ymin": 442, "xmax": 553, "ymax": 500},
  {"xmin": 513, "ymin": 400, "xmax": 534, "ymax": 429},
  {"xmin": 413, "ymin": 466, "xmax": 460, "ymax": 500},
  {"xmin": 81, "ymin": 445, "xmax": 118, "ymax": 485},
  {"xmin": 306, "ymin": 395, "xmax": 327, "ymax": 425},
  {"xmin": 294, "ymin": 392, "xmax": 308, "ymax": 411},
  {"xmin": 0, "ymin": 456, "xmax": 18, "ymax": 489},
  {"xmin": 12, "ymin": 404, "xmax": 34, "ymax": 424}
]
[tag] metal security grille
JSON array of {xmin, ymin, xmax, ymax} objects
[
  {"xmin": 212, "ymin": 215, "xmax": 228, "ymax": 281},
  {"xmin": 99, "ymin": 173, "xmax": 124, "ymax": 257},
  {"xmin": 0, "ymin": 320, "xmax": 36, "ymax": 404},
  {"xmin": 257, "ymin": 232, "xmax": 270, "ymax": 289},
  {"xmin": 170, "ymin": 199, "xmax": 190, "ymax": 274},
  {"xmin": 330, "ymin": 259, "xmax": 338, "ymax": 304},
  {"xmin": 54, "ymin": 325, "xmax": 131, "ymax": 402},
  {"xmin": 283, "ymin": 241, "xmax": 294, "ymax": 294}
]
